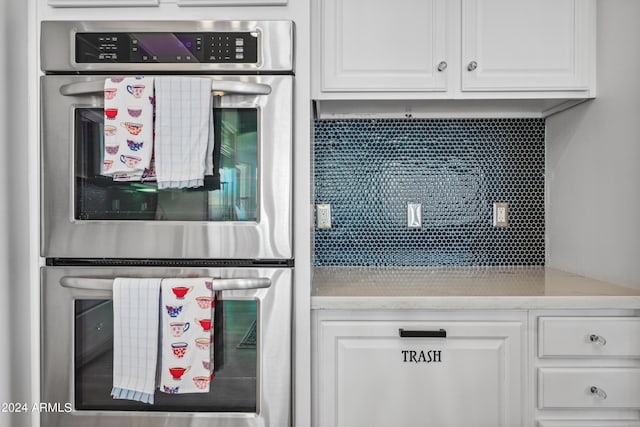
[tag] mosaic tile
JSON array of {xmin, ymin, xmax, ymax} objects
[{"xmin": 313, "ymin": 119, "xmax": 545, "ymax": 266}]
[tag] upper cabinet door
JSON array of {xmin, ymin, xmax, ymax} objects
[
  {"xmin": 48, "ymin": 0, "xmax": 158, "ymax": 6},
  {"xmin": 461, "ymin": 0, "xmax": 593, "ymax": 92},
  {"xmin": 318, "ymin": 0, "xmax": 452, "ymax": 93},
  {"xmin": 48, "ymin": 0, "xmax": 285, "ymax": 6},
  {"xmin": 176, "ymin": 0, "xmax": 286, "ymax": 5}
]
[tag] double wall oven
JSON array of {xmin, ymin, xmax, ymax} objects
[{"xmin": 40, "ymin": 20, "xmax": 293, "ymax": 427}]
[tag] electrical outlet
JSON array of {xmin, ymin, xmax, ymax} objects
[
  {"xmin": 493, "ymin": 202, "xmax": 509, "ymax": 228},
  {"xmin": 316, "ymin": 204, "xmax": 332, "ymax": 229}
]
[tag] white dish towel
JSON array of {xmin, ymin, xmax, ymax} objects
[
  {"xmin": 154, "ymin": 77, "xmax": 214, "ymax": 189},
  {"xmin": 111, "ymin": 278, "xmax": 162, "ymax": 404},
  {"xmin": 160, "ymin": 278, "xmax": 216, "ymax": 395},
  {"xmin": 102, "ymin": 77, "xmax": 155, "ymax": 181}
]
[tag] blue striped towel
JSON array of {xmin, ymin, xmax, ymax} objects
[
  {"xmin": 154, "ymin": 77, "xmax": 214, "ymax": 189},
  {"xmin": 111, "ymin": 278, "xmax": 162, "ymax": 404}
]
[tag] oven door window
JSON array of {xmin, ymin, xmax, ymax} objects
[
  {"xmin": 74, "ymin": 108, "xmax": 258, "ymax": 221},
  {"xmin": 74, "ymin": 299, "xmax": 257, "ymax": 412}
]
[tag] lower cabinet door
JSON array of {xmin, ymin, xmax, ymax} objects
[{"xmin": 315, "ymin": 319, "xmax": 523, "ymax": 427}]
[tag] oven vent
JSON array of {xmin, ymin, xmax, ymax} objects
[{"xmin": 46, "ymin": 258, "xmax": 294, "ymax": 267}]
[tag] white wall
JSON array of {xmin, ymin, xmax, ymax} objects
[
  {"xmin": 0, "ymin": 1, "xmax": 11, "ymax": 418},
  {"xmin": 0, "ymin": 0, "xmax": 32, "ymax": 426},
  {"xmin": 547, "ymin": 0, "xmax": 640, "ymax": 288}
]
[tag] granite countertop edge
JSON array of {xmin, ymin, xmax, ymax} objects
[
  {"xmin": 311, "ymin": 266, "xmax": 640, "ymax": 310},
  {"xmin": 310, "ymin": 295, "xmax": 640, "ymax": 310}
]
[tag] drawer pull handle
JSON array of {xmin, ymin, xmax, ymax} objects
[
  {"xmin": 589, "ymin": 334, "xmax": 607, "ymax": 346},
  {"xmin": 590, "ymin": 386, "xmax": 608, "ymax": 400},
  {"xmin": 399, "ymin": 329, "xmax": 447, "ymax": 338}
]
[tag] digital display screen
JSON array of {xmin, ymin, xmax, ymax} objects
[{"xmin": 134, "ymin": 33, "xmax": 196, "ymax": 56}]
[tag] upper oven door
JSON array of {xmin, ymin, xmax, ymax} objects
[{"xmin": 41, "ymin": 74, "xmax": 292, "ymax": 260}]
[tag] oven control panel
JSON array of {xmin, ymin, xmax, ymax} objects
[{"xmin": 75, "ymin": 31, "xmax": 259, "ymax": 64}]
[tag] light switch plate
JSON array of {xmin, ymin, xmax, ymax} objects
[
  {"xmin": 407, "ymin": 203, "xmax": 422, "ymax": 228},
  {"xmin": 493, "ymin": 202, "xmax": 509, "ymax": 227}
]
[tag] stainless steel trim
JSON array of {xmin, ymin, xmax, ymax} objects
[
  {"xmin": 60, "ymin": 79, "xmax": 272, "ymax": 97},
  {"xmin": 41, "ymin": 20, "xmax": 293, "ymax": 73},
  {"xmin": 41, "ymin": 73, "xmax": 293, "ymax": 259},
  {"xmin": 60, "ymin": 276, "xmax": 271, "ymax": 291},
  {"xmin": 41, "ymin": 266, "xmax": 292, "ymax": 427}
]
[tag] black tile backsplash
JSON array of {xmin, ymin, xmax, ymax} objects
[{"xmin": 313, "ymin": 118, "xmax": 545, "ymax": 266}]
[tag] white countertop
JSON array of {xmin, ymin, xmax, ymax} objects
[{"xmin": 311, "ymin": 266, "xmax": 640, "ymax": 310}]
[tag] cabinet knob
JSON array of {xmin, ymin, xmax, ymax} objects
[
  {"xmin": 467, "ymin": 61, "xmax": 478, "ymax": 72},
  {"xmin": 589, "ymin": 334, "xmax": 607, "ymax": 346},
  {"xmin": 437, "ymin": 61, "xmax": 448, "ymax": 72},
  {"xmin": 590, "ymin": 386, "xmax": 608, "ymax": 400}
]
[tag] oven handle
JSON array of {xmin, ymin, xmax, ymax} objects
[
  {"xmin": 59, "ymin": 79, "xmax": 272, "ymax": 97},
  {"xmin": 211, "ymin": 80, "xmax": 272, "ymax": 96},
  {"xmin": 59, "ymin": 276, "xmax": 272, "ymax": 291}
]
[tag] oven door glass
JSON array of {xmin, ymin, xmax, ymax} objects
[
  {"xmin": 74, "ymin": 108, "xmax": 258, "ymax": 221},
  {"xmin": 74, "ymin": 297, "xmax": 257, "ymax": 412}
]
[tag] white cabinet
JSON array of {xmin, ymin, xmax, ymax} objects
[
  {"xmin": 312, "ymin": 309, "xmax": 640, "ymax": 427},
  {"xmin": 48, "ymin": 0, "xmax": 158, "ymax": 6},
  {"xmin": 539, "ymin": 317, "xmax": 640, "ymax": 358},
  {"xmin": 535, "ymin": 314, "xmax": 640, "ymax": 427},
  {"xmin": 539, "ymin": 368, "xmax": 640, "ymax": 409},
  {"xmin": 48, "ymin": 0, "xmax": 285, "ymax": 6},
  {"xmin": 313, "ymin": 311, "xmax": 525, "ymax": 427},
  {"xmin": 317, "ymin": 0, "xmax": 453, "ymax": 94},
  {"xmin": 313, "ymin": 0, "xmax": 595, "ymax": 100},
  {"xmin": 538, "ymin": 422, "xmax": 640, "ymax": 427},
  {"xmin": 176, "ymin": 0, "xmax": 286, "ymax": 5},
  {"xmin": 461, "ymin": 0, "xmax": 592, "ymax": 92}
]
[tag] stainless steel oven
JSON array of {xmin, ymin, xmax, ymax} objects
[
  {"xmin": 42, "ymin": 266, "xmax": 291, "ymax": 427},
  {"xmin": 39, "ymin": 20, "xmax": 294, "ymax": 427},
  {"xmin": 40, "ymin": 20, "xmax": 293, "ymax": 260}
]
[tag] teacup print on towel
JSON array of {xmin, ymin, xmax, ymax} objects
[
  {"xmin": 161, "ymin": 278, "xmax": 215, "ymax": 394},
  {"xmin": 102, "ymin": 76, "xmax": 155, "ymax": 181}
]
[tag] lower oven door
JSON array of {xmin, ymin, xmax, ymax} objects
[{"xmin": 41, "ymin": 266, "xmax": 291, "ymax": 427}]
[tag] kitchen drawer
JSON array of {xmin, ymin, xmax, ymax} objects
[
  {"xmin": 539, "ymin": 317, "xmax": 640, "ymax": 358},
  {"xmin": 538, "ymin": 421, "xmax": 640, "ymax": 427},
  {"xmin": 538, "ymin": 368, "xmax": 640, "ymax": 409}
]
